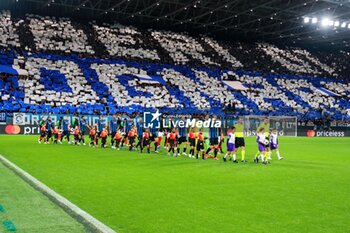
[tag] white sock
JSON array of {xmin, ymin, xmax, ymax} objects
[
  {"xmin": 224, "ymin": 153, "xmax": 228, "ymax": 158},
  {"xmin": 233, "ymin": 154, "xmax": 236, "ymax": 161},
  {"xmin": 260, "ymin": 153, "xmax": 265, "ymax": 162},
  {"xmin": 276, "ymin": 150, "xmax": 281, "ymax": 159},
  {"xmin": 268, "ymin": 151, "xmax": 272, "ymax": 159}
]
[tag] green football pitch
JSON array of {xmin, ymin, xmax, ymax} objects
[
  {"xmin": 0, "ymin": 148, "xmax": 86, "ymax": 232},
  {"xmin": 0, "ymin": 135, "xmax": 350, "ymax": 233}
]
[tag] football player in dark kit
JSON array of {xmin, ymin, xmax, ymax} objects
[
  {"xmin": 109, "ymin": 115, "xmax": 118, "ymax": 149},
  {"xmin": 97, "ymin": 115, "xmax": 107, "ymax": 136},
  {"xmin": 121, "ymin": 116, "xmax": 133, "ymax": 148},
  {"xmin": 46, "ymin": 116, "xmax": 54, "ymax": 142},
  {"xmin": 206, "ymin": 116, "xmax": 221, "ymax": 161},
  {"xmin": 177, "ymin": 117, "xmax": 188, "ymax": 156},
  {"xmin": 149, "ymin": 125, "xmax": 158, "ymax": 153},
  {"xmin": 135, "ymin": 117, "xmax": 143, "ymax": 149},
  {"xmin": 61, "ymin": 116, "xmax": 71, "ymax": 144},
  {"xmin": 79, "ymin": 116, "xmax": 87, "ymax": 145}
]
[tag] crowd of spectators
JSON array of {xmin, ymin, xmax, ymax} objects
[{"xmin": 0, "ymin": 11, "xmax": 348, "ymax": 120}]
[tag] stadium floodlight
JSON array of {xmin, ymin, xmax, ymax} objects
[
  {"xmin": 341, "ymin": 22, "xmax": 346, "ymax": 28},
  {"xmin": 304, "ymin": 17, "xmax": 310, "ymax": 23},
  {"xmin": 321, "ymin": 18, "xmax": 330, "ymax": 26},
  {"xmin": 312, "ymin": 17, "xmax": 318, "ymax": 23},
  {"xmin": 348, "ymin": 24, "xmax": 350, "ymax": 29},
  {"xmin": 334, "ymin": 21, "xmax": 340, "ymax": 27},
  {"xmin": 328, "ymin": 20, "xmax": 334, "ymax": 26}
]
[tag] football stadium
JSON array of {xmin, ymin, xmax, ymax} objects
[{"xmin": 0, "ymin": 0, "xmax": 350, "ymax": 232}]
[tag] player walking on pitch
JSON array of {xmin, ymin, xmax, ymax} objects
[
  {"xmin": 79, "ymin": 116, "xmax": 87, "ymax": 145},
  {"xmin": 206, "ymin": 116, "xmax": 221, "ymax": 160},
  {"xmin": 223, "ymin": 127, "xmax": 237, "ymax": 163},
  {"xmin": 110, "ymin": 115, "xmax": 118, "ymax": 149},
  {"xmin": 255, "ymin": 128, "xmax": 268, "ymax": 165},
  {"xmin": 61, "ymin": 116, "xmax": 71, "ymax": 144},
  {"xmin": 135, "ymin": 117, "xmax": 143, "ymax": 149},
  {"xmin": 177, "ymin": 117, "xmax": 189, "ymax": 156},
  {"xmin": 255, "ymin": 118, "xmax": 270, "ymax": 161},
  {"xmin": 268, "ymin": 128, "xmax": 283, "ymax": 161}
]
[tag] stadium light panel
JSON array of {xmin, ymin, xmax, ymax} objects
[
  {"xmin": 341, "ymin": 22, "xmax": 346, "ymax": 28},
  {"xmin": 334, "ymin": 21, "xmax": 340, "ymax": 27},
  {"xmin": 321, "ymin": 18, "xmax": 330, "ymax": 26},
  {"xmin": 312, "ymin": 17, "xmax": 318, "ymax": 23},
  {"xmin": 348, "ymin": 24, "xmax": 350, "ymax": 29},
  {"xmin": 304, "ymin": 17, "xmax": 310, "ymax": 23}
]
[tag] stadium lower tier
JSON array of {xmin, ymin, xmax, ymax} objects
[{"xmin": 0, "ymin": 52, "xmax": 349, "ymax": 120}]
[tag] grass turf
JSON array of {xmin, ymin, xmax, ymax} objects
[
  {"xmin": 0, "ymin": 135, "xmax": 350, "ymax": 233},
  {"xmin": 0, "ymin": 155, "xmax": 86, "ymax": 233}
]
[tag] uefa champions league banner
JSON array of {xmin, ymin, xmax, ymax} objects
[
  {"xmin": 297, "ymin": 126, "xmax": 350, "ymax": 137},
  {"xmin": 297, "ymin": 121, "xmax": 350, "ymax": 137}
]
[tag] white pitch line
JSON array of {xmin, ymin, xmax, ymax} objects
[{"xmin": 0, "ymin": 154, "xmax": 116, "ymax": 233}]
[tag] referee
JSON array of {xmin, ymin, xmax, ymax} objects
[{"xmin": 234, "ymin": 118, "xmax": 247, "ymax": 162}]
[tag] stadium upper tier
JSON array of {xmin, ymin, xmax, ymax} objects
[{"xmin": 0, "ymin": 11, "xmax": 349, "ymax": 120}]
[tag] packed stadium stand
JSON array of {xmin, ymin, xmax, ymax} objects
[{"xmin": 0, "ymin": 10, "xmax": 349, "ymax": 120}]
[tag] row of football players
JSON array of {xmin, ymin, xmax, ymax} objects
[
  {"xmin": 37, "ymin": 118, "xmax": 222, "ymax": 160},
  {"xmin": 37, "ymin": 115, "xmax": 231, "ymax": 159},
  {"xmin": 37, "ymin": 115, "xmax": 283, "ymax": 163}
]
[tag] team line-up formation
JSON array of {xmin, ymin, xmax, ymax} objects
[{"xmin": 37, "ymin": 115, "xmax": 284, "ymax": 165}]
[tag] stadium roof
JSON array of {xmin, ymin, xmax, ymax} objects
[{"xmin": 2, "ymin": 0, "xmax": 350, "ymax": 49}]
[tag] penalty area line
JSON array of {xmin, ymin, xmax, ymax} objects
[{"xmin": 0, "ymin": 154, "xmax": 116, "ymax": 233}]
